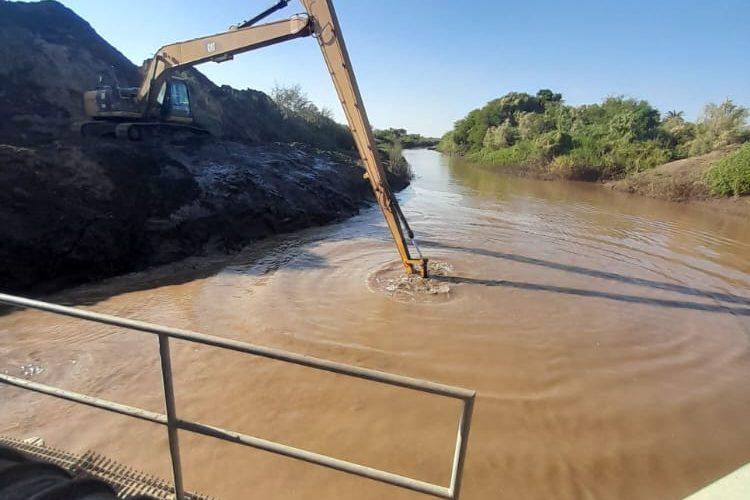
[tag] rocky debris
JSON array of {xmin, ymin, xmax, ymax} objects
[
  {"xmin": 0, "ymin": 1, "xmax": 410, "ymax": 292},
  {"xmin": 20, "ymin": 363, "xmax": 45, "ymax": 377}
]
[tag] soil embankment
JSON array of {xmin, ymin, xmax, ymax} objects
[
  {"xmin": 0, "ymin": 141, "xmax": 380, "ymax": 291},
  {"xmin": 448, "ymin": 146, "xmax": 747, "ymax": 212},
  {"xmin": 0, "ymin": 1, "xmax": 409, "ymax": 292},
  {"xmin": 605, "ymin": 147, "xmax": 750, "ymax": 216},
  {"xmin": 605, "ymin": 147, "xmax": 730, "ymax": 200}
]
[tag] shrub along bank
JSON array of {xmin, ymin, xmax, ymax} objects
[
  {"xmin": 439, "ymin": 90, "xmax": 749, "ymax": 193},
  {"xmin": 705, "ymin": 143, "xmax": 750, "ymax": 197}
]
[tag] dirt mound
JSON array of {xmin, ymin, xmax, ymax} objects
[
  {"xmin": 605, "ymin": 147, "xmax": 737, "ymax": 201},
  {"xmin": 0, "ymin": 140, "xmax": 376, "ymax": 291},
  {"xmin": 0, "ymin": 1, "xmax": 409, "ymax": 291},
  {"xmin": 0, "ymin": 1, "xmax": 139, "ymax": 145}
]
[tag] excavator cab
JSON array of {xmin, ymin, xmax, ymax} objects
[
  {"xmin": 81, "ymin": 77, "xmax": 200, "ymax": 140},
  {"xmin": 83, "ymin": 78, "xmax": 192, "ymax": 123},
  {"xmin": 155, "ymin": 78, "xmax": 193, "ymax": 123}
]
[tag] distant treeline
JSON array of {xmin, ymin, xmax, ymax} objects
[
  {"xmin": 268, "ymin": 87, "xmax": 439, "ymax": 157},
  {"xmin": 268, "ymin": 89, "xmax": 431, "ymax": 180},
  {"xmin": 375, "ymin": 128, "xmax": 440, "ymax": 150},
  {"xmin": 438, "ymin": 90, "xmax": 749, "ymax": 184},
  {"xmin": 374, "ymin": 128, "xmax": 439, "ymax": 180}
]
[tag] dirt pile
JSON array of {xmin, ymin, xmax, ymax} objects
[
  {"xmin": 0, "ymin": 1, "xmax": 408, "ymax": 291},
  {"xmin": 0, "ymin": 1, "xmax": 352, "ymax": 149},
  {"xmin": 0, "ymin": 141, "xmax": 377, "ymax": 291},
  {"xmin": 604, "ymin": 148, "xmax": 733, "ymax": 201},
  {"xmin": 0, "ymin": 1, "xmax": 139, "ymax": 145}
]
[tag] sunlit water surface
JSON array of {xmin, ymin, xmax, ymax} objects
[{"xmin": 2, "ymin": 149, "xmax": 750, "ymax": 499}]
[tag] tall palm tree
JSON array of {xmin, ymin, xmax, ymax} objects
[{"xmin": 666, "ymin": 110, "xmax": 684, "ymax": 120}]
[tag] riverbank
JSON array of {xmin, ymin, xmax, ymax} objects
[
  {"xmin": 0, "ymin": 139, "xmax": 412, "ymax": 293},
  {"xmin": 441, "ymin": 146, "xmax": 748, "ymax": 215},
  {"xmin": 604, "ymin": 147, "xmax": 732, "ymax": 198},
  {"xmin": 438, "ymin": 89, "xmax": 749, "ymax": 209},
  {"xmin": 603, "ymin": 146, "xmax": 750, "ymax": 216}
]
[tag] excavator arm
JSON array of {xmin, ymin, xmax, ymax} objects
[
  {"xmin": 132, "ymin": 0, "xmax": 427, "ymax": 277},
  {"xmin": 301, "ymin": 0, "xmax": 428, "ymax": 277}
]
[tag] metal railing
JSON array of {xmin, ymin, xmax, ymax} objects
[{"xmin": 0, "ymin": 293, "xmax": 475, "ymax": 499}]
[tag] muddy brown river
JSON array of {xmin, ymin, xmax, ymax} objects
[{"xmin": 2, "ymin": 149, "xmax": 750, "ymax": 499}]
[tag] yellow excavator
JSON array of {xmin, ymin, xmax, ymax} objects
[{"xmin": 81, "ymin": 0, "xmax": 428, "ymax": 277}]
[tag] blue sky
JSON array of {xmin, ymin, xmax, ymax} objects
[{"xmin": 58, "ymin": 0, "xmax": 749, "ymax": 137}]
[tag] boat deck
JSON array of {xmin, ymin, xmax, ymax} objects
[{"xmin": 0, "ymin": 435, "xmax": 211, "ymax": 499}]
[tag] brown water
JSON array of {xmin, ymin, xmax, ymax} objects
[{"xmin": 2, "ymin": 149, "xmax": 750, "ymax": 499}]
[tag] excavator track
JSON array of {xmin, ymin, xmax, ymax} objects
[
  {"xmin": 80, "ymin": 121, "xmax": 210, "ymax": 141},
  {"xmin": 114, "ymin": 123, "xmax": 210, "ymax": 142},
  {"xmin": 80, "ymin": 120, "xmax": 117, "ymax": 139}
]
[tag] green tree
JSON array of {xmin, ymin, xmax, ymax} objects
[
  {"xmin": 689, "ymin": 99, "xmax": 749, "ymax": 155},
  {"xmin": 437, "ymin": 89, "xmax": 748, "ymax": 182},
  {"xmin": 665, "ymin": 110, "xmax": 684, "ymax": 120},
  {"xmin": 518, "ymin": 112, "xmax": 548, "ymax": 140},
  {"xmin": 270, "ymin": 83, "xmax": 353, "ymax": 150},
  {"xmin": 536, "ymin": 89, "xmax": 563, "ymax": 104},
  {"xmin": 483, "ymin": 122, "xmax": 518, "ymax": 149}
]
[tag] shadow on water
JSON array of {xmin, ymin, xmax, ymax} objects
[
  {"xmin": 0, "ymin": 199, "xmax": 390, "ymax": 318},
  {"xmin": 422, "ymin": 240, "xmax": 750, "ymax": 307},
  {"xmin": 434, "ymin": 275, "xmax": 750, "ymax": 316},
  {"xmin": 0, "ymin": 239, "xmax": 336, "ymax": 318}
]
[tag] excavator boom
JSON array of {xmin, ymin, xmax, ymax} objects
[{"xmin": 138, "ymin": 15, "xmax": 313, "ymax": 103}]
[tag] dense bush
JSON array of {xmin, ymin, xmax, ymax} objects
[
  {"xmin": 467, "ymin": 139, "xmax": 544, "ymax": 168},
  {"xmin": 439, "ymin": 90, "xmax": 749, "ymax": 181},
  {"xmin": 437, "ymin": 131, "xmax": 460, "ymax": 153},
  {"xmin": 269, "ymin": 87, "xmax": 417, "ymax": 179},
  {"xmin": 705, "ymin": 143, "xmax": 750, "ymax": 196},
  {"xmin": 688, "ymin": 100, "xmax": 750, "ymax": 156},
  {"xmin": 659, "ymin": 112, "xmax": 696, "ymax": 157}
]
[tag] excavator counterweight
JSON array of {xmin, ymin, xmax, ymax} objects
[{"xmin": 81, "ymin": 0, "xmax": 428, "ymax": 277}]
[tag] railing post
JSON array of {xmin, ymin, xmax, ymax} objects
[
  {"xmin": 158, "ymin": 333, "xmax": 185, "ymax": 500},
  {"xmin": 449, "ymin": 396, "xmax": 475, "ymax": 499}
]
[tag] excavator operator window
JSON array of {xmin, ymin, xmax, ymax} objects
[
  {"xmin": 156, "ymin": 82, "xmax": 167, "ymax": 106},
  {"xmin": 168, "ymin": 80, "xmax": 191, "ymax": 116}
]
